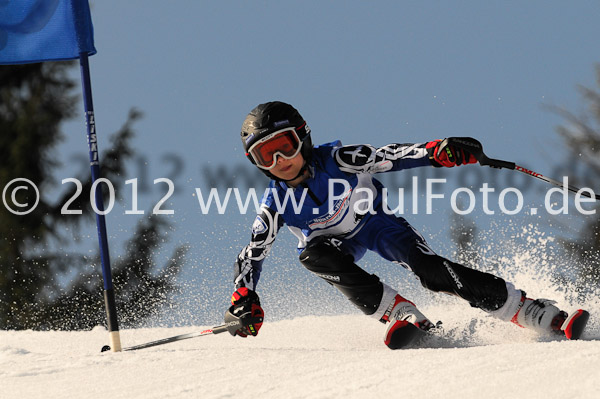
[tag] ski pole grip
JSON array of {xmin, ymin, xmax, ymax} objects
[
  {"xmin": 480, "ymin": 157, "xmax": 516, "ymax": 170},
  {"xmin": 446, "ymin": 137, "xmax": 516, "ymax": 170}
]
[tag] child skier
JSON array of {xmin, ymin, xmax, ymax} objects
[{"xmin": 224, "ymin": 101, "xmax": 589, "ymax": 348}]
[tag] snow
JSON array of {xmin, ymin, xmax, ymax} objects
[
  {"xmin": 3, "ymin": 224, "xmax": 598, "ymax": 398},
  {"xmin": 2, "ymin": 305, "xmax": 599, "ymax": 399}
]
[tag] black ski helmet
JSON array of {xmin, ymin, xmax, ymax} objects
[{"xmin": 241, "ymin": 101, "xmax": 313, "ymax": 178}]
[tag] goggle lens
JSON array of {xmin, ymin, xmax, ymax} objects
[{"xmin": 248, "ymin": 129, "xmax": 301, "ymax": 170}]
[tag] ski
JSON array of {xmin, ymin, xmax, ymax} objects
[
  {"xmin": 100, "ymin": 319, "xmax": 243, "ymax": 352},
  {"xmin": 562, "ymin": 309, "xmax": 590, "ymax": 340},
  {"xmin": 385, "ymin": 322, "xmax": 426, "ymax": 349},
  {"xmin": 386, "ymin": 321, "xmax": 445, "ymax": 350}
]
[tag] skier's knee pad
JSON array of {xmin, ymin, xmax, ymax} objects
[
  {"xmin": 299, "ymin": 237, "xmax": 383, "ymax": 315},
  {"xmin": 408, "ymin": 246, "xmax": 507, "ymax": 312},
  {"xmin": 299, "ymin": 237, "xmax": 350, "ymax": 273}
]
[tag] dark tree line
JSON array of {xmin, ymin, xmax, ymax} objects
[
  {"xmin": 551, "ymin": 65, "xmax": 600, "ymax": 298},
  {"xmin": 0, "ymin": 62, "xmax": 185, "ymax": 330},
  {"xmin": 448, "ymin": 65, "xmax": 600, "ymax": 300}
]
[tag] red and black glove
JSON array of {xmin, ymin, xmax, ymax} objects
[
  {"xmin": 426, "ymin": 139, "xmax": 478, "ymax": 167},
  {"xmin": 225, "ymin": 287, "xmax": 264, "ymax": 337}
]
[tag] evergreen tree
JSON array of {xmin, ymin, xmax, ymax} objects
[
  {"xmin": 0, "ymin": 63, "xmax": 185, "ymax": 330},
  {"xmin": 551, "ymin": 65, "xmax": 600, "ymax": 299}
]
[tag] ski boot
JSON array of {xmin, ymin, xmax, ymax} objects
[
  {"xmin": 381, "ymin": 294, "xmax": 436, "ymax": 349},
  {"xmin": 512, "ymin": 295, "xmax": 590, "ymax": 340}
]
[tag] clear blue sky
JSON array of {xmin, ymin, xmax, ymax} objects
[
  {"xmin": 53, "ymin": 1, "xmax": 600, "ymax": 324},
  {"xmin": 65, "ymin": 1, "xmax": 600, "ymax": 164}
]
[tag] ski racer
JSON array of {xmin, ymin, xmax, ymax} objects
[{"xmin": 224, "ymin": 101, "xmax": 589, "ymax": 348}]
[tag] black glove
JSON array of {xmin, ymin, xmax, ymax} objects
[
  {"xmin": 225, "ymin": 287, "xmax": 264, "ymax": 337},
  {"xmin": 426, "ymin": 139, "xmax": 478, "ymax": 167}
]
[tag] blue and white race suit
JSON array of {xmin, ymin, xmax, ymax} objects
[
  {"xmin": 233, "ymin": 140, "xmax": 511, "ymax": 318},
  {"xmin": 234, "ymin": 140, "xmax": 432, "ymax": 290}
]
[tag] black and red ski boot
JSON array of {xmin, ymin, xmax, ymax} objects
[{"xmin": 382, "ymin": 294, "xmax": 436, "ymax": 350}]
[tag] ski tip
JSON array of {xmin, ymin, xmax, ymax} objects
[
  {"xmin": 385, "ymin": 321, "xmax": 425, "ymax": 350},
  {"xmin": 564, "ymin": 309, "xmax": 590, "ymax": 340},
  {"xmin": 101, "ymin": 345, "xmax": 111, "ymax": 353}
]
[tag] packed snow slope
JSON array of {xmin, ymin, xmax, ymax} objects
[
  {"xmin": 2, "ymin": 303, "xmax": 599, "ymax": 399},
  {"xmin": 3, "ymin": 225, "xmax": 600, "ymax": 398}
]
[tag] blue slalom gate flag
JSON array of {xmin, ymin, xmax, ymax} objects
[
  {"xmin": 1, "ymin": 0, "xmax": 122, "ymax": 351},
  {"xmin": 0, "ymin": 0, "xmax": 96, "ymax": 64}
]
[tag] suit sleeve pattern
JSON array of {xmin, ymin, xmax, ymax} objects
[
  {"xmin": 333, "ymin": 142, "xmax": 431, "ymax": 174},
  {"xmin": 233, "ymin": 204, "xmax": 283, "ymax": 290}
]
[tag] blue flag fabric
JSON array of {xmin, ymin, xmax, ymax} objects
[{"xmin": 0, "ymin": 0, "xmax": 96, "ymax": 65}]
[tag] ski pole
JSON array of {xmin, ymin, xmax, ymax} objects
[
  {"xmin": 445, "ymin": 137, "xmax": 600, "ymax": 200},
  {"xmin": 100, "ymin": 319, "xmax": 245, "ymax": 352}
]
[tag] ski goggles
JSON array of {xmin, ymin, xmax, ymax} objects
[{"xmin": 246, "ymin": 126, "xmax": 303, "ymax": 170}]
